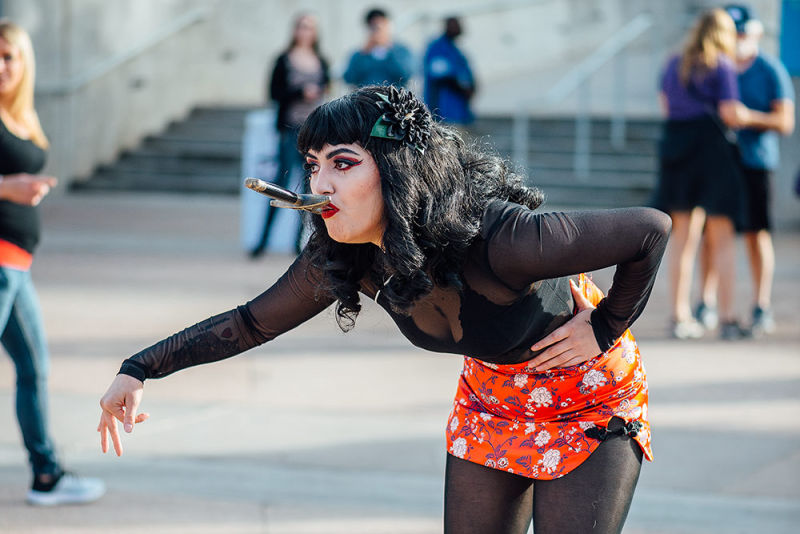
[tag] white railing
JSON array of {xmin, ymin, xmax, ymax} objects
[
  {"xmin": 511, "ymin": 12, "xmax": 654, "ymax": 179},
  {"xmin": 35, "ymin": 7, "xmax": 209, "ymax": 96}
]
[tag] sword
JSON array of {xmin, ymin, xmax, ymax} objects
[{"xmin": 244, "ymin": 178, "xmax": 331, "ymax": 214}]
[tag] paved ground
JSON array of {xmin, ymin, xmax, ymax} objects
[{"xmin": 0, "ymin": 191, "xmax": 798, "ymax": 534}]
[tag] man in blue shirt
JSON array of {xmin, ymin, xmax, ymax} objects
[
  {"xmin": 423, "ymin": 16, "xmax": 476, "ymax": 125},
  {"xmin": 343, "ymin": 8, "xmax": 414, "ymax": 88},
  {"xmin": 696, "ymin": 5, "xmax": 795, "ymax": 337}
]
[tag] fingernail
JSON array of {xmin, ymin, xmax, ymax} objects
[{"xmin": 124, "ymin": 423, "xmax": 133, "ymax": 432}]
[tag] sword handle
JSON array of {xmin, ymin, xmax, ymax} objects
[{"xmin": 244, "ymin": 178, "xmax": 299, "ymax": 204}]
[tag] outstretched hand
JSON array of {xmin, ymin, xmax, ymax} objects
[
  {"xmin": 98, "ymin": 374, "xmax": 150, "ymax": 456},
  {"xmin": 527, "ymin": 278, "xmax": 602, "ymax": 372}
]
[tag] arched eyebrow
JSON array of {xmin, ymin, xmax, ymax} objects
[
  {"xmin": 304, "ymin": 147, "xmax": 361, "ymax": 160},
  {"xmin": 325, "ymin": 147, "xmax": 361, "ymax": 159}
]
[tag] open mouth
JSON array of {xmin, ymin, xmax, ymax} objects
[{"xmin": 321, "ymin": 204, "xmax": 339, "ymax": 219}]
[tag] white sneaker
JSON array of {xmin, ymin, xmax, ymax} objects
[
  {"xmin": 27, "ymin": 472, "xmax": 106, "ymax": 506},
  {"xmin": 671, "ymin": 319, "xmax": 704, "ymax": 340}
]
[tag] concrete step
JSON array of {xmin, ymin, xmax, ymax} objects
[
  {"xmin": 536, "ymin": 186, "xmax": 652, "ymax": 208},
  {"xmin": 160, "ymin": 122, "xmax": 248, "ymax": 142},
  {"xmin": 526, "ymin": 173, "xmax": 654, "ymax": 207},
  {"xmin": 526, "ymin": 153, "xmax": 656, "ymax": 172},
  {"xmin": 71, "ymin": 169, "xmax": 241, "ymax": 194},
  {"xmin": 478, "ymin": 134, "xmax": 659, "ymax": 156},
  {"xmin": 108, "ymin": 153, "xmax": 241, "ymax": 175},
  {"xmin": 139, "ymin": 137, "xmax": 242, "ymax": 159},
  {"xmin": 187, "ymin": 106, "xmax": 254, "ymax": 124},
  {"xmin": 472, "ymin": 117, "xmax": 662, "ymax": 140},
  {"xmin": 528, "ymin": 169, "xmax": 655, "ymax": 187}
]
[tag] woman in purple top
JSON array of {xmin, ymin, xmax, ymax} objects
[{"xmin": 652, "ymin": 8, "xmax": 749, "ymax": 340}]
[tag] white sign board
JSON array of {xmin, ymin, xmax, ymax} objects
[{"xmin": 239, "ymin": 109, "xmax": 305, "ymax": 254}]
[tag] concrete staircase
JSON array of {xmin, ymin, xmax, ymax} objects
[
  {"xmin": 72, "ymin": 107, "xmax": 661, "ymax": 208},
  {"xmin": 470, "ymin": 116, "xmax": 660, "ymax": 208},
  {"xmin": 71, "ymin": 107, "xmax": 252, "ymax": 195}
]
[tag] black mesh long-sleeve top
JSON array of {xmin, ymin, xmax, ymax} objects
[{"xmin": 119, "ymin": 201, "xmax": 671, "ymax": 382}]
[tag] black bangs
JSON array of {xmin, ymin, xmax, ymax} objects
[{"xmin": 297, "ymin": 93, "xmax": 381, "ymax": 153}]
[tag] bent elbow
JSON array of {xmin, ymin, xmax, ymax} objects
[
  {"xmin": 643, "ymin": 207, "xmax": 673, "ymax": 237},
  {"xmin": 780, "ymin": 117, "xmax": 795, "ymax": 136}
]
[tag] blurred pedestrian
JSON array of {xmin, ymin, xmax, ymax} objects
[
  {"xmin": 694, "ymin": 4, "xmax": 795, "ymax": 337},
  {"xmin": 99, "ymin": 85, "xmax": 671, "ymax": 534},
  {"xmin": 250, "ymin": 13, "xmax": 330, "ymax": 258},
  {"xmin": 0, "ymin": 19, "xmax": 105, "ymax": 505},
  {"xmin": 423, "ymin": 16, "xmax": 476, "ymax": 126},
  {"xmin": 343, "ymin": 8, "xmax": 414, "ymax": 88},
  {"xmin": 651, "ymin": 8, "xmax": 749, "ymax": 340}
]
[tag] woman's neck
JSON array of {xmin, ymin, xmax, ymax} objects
[
  {"xmin": 0, "ymin": 106, "xmax": 31, "ymax": 139},
  {"xmin": 0, "ymin": 95, "xmax": 13, "ymax": 113},
  {"xmin": 293, "ymin": 43, "xmax": 317, "ymax": 54}
]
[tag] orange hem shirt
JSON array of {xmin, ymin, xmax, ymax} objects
[{"xmin": 0, "ymin": 239, "xmax": 33, "ymax": 271}]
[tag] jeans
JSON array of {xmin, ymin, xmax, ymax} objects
[
  {"xmin": 251, "ymin": 128, "xmax": 305, "ymax": 254},
  {"xmin": 0, "ymin": 266, "xmax": 59, "ymax": 476}
]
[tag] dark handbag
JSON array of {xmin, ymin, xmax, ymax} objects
[
  {"xmin": 704, "ymin": 106, "xmax": 741, "ymax": 150},
  {"xmin": 685, "ymin": 81, "xmax": 742, "ymax": 156},
  {"xmin": 658, "ymin": 123, "xmax": 699, "ymax": 166}
]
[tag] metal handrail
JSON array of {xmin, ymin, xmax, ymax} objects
[
  {"xmin": 35, "ymin": 7, "xmax": 210, "ymax": 96},
  {"xmin": 512, "ymin": 12, "xmax": 654, "ymax": 178}
]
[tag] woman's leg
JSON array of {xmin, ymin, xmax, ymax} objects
[
  {"xmin": 532, "ymin": 433, "xmax": 643, "ymax": 534},
  {"xmin": 444, "ymin": 453, "xmax": 534, "ymax": 534},
  {"xmin": 0, "ymin": 268, "xmax": 59, "ymax": 477},
  {"xmin": 250, "ymin": 130, "xmax": 299, "ymax": 257},
  {"xmin": 744, "ymin": 230, "xmax": 774, "ymax": 310},
  {"xmin": 704, "ymin": 215, "xmax": 737, "ymax": 323},
  {"xmin": 697, "ymin": 232, "xmax": 718, "ymax": 309},
  {"xmin": 668, "ymin": 208, "xmax": 706, "ymax": 322}
]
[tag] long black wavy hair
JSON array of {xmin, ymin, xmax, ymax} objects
[{"xmin": 297, "ymin": 85, "xmax": 543, "ymax": 331}]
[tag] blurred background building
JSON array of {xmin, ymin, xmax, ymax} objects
[{"xmin": 1, "ymin": 0, "xmax": 798, "ymax": 225}]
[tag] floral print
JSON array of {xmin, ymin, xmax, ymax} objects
[
  {"xmin": 514, "ymin": 373, "xmax": 529, "ymax": 388},
  {"xmin": 450, "ymin": 437, "xmax": 468, "ymax": 458},
  {"xmin": 534, "ymin": 430, "xmax": 551, "ymax": 447},
  {"xmin": 529, "ymin": 387, "xmax": 553, "ymax": 408},
  {"xmin": 445, "ymin": 274, "xmax": 653, "ymax": 480},
  {"xmin": 449, "ymin": 416, "xmax": 460, "ymax": 433},
  {"xmin": 580, "ymin": 369, "xmax": 607, "ymax": 392},
  {"xmin": 540, "ymin": 449, "xmax": 562, "ymax": 474}
]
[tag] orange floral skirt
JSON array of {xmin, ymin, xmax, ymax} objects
[{"xmin": 445, "ymin": 274, "xmax": 653, "ymax": 480}]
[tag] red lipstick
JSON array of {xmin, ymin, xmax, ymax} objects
[{"xmin": 321, "ymin": 204, "xmax": 339, "ymax": 219}]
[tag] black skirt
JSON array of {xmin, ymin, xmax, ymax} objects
[{"xmin": 650, "ymin": 116, "xmax": 747, "ymax": 227}]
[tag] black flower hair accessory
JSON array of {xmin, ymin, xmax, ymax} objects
[{"xmin": 369, "ymin": 86, "xmax": 432, "ymax": 154}]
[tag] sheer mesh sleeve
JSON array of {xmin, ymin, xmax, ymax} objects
[
  {"xmin": 118, "ymin": 251, "xmax": 335, "ymax": 381},
  {"xmin": 484, "ymin": 203, "xmax": 672, "ymax": 350}
]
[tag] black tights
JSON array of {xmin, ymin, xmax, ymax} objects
[{"xmin": 444, "ymin": 434, "xmax": 643, "ymax": 534}]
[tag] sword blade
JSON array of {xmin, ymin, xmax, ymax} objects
[{"xmin": 244, "ymin": 178, "xmax": 299, "ymax": 204}]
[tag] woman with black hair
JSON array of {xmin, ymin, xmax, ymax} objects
[{"xmin": 99, "ymin": 85, "xmax": 671, "ymax": 533}]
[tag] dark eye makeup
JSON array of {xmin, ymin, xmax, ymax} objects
[{"xmin": 333, "ymin": 158, "xmax": 363, "ymax": 170}]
